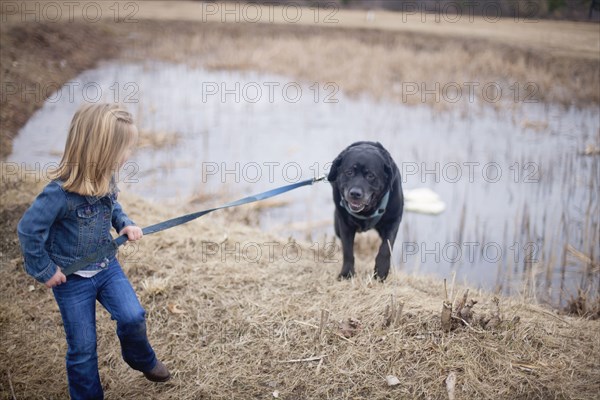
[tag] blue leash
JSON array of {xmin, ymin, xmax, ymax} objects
[{"xmin": 62, "ymin": 175, "xmax": 327, "ymax": 276}]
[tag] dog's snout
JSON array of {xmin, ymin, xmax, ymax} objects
[{"xmin": 349, "ymin": 187, "xmax": 363, "ymax": 199}]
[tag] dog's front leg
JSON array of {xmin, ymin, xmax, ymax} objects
[
  {"xmin": 374, "ymin": 223, "xmax": 400, "ymax": 280},
  {"xmin": 335, "ymin": 212, "xmax": 356, "ymax": 279}
]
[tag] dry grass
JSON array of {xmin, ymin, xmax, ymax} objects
[
  {"xmin": 117, "ymin": 19, "xmax": 600, "ymax": 109},
  {"xmin": 6, "ymin": 1, "xmax": 599, "ymax": 59},
  {"xmin": 1, "ymin": 176, "xmax": 599, "ymax": 399},
  {"xmin": 2, "ymin": 5, "xmax": 600, "ymax": 399}
]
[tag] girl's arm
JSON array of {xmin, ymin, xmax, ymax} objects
[
  {"xmin": 112, "ymin": 199, "xmax": 142, "ymax": 241},
  {"xmin": 17, "ymin": 181, "xmax": 68, "ymax": 284},
  {"xmin": 111, "ymin": 199, "xmax": 136, "ymax": 233}
]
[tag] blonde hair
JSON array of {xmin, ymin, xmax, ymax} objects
[{"xmin": 50, "ymin": 103, "xmax": 137, "ymax": 196}]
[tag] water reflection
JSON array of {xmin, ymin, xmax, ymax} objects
[{"xmin": 10, "ymin": 61, "xmax": 599, "ymax": 304}]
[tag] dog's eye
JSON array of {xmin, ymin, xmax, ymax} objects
[
  {"xmin": 365, "ymin": 172, "xmax": 375, "ymax": 181},
  {"xmin": 345, "ymin": 170, "xmax": 354, "ymax": 177}
]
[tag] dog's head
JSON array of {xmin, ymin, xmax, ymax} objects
[{"xmin": 328, "ymin": 141, "xmax": 396, "ymax": 213}]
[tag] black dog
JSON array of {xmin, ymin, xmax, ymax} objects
[{"xmin": 328, "ymin": 141, "xmax": 403, "ymax": 280}]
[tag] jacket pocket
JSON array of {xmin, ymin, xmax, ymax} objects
[
  {"xmin": 77, "ymin": 205, "xmax": 101, "ymax": 220},
  {"xmin": 76, "ymin": 204, "xmax": 105, "ymax": 257}
]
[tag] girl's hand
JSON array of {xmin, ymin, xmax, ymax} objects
[
  {"xmin": 120, "ymin": 225, "xmax": 143, "ymax": 241},
  {"xmin": 45, "ymin": 269, "xmax": 67, "ymax": 288}
]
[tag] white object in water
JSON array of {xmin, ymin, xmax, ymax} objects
[{"xmin": 403, "ymin": 188, "xmax": 446, "ymax": 215}]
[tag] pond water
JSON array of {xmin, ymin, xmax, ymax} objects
[{"xmin": 9, "ymin": 61, "xmax": 599, "ymax": 304}]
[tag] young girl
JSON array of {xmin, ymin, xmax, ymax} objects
[{"xmin": 17, "ymin": 103, "xmax": 170, "ymax": 399}]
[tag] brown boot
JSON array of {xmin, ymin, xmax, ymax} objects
[{"xmin": 143, "ymin": 360, "xmax": 171, "ymax": 382}]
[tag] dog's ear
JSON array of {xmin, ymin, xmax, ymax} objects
[
  {"xmin": 379, "ymin": 146, "xmax": 398, "ymax": 185},
  {"xmin": 384, "ymin": 163, "xmax": 395, "ymax": 185},
  {"xmin": 328, "ymin": 151, "xmax": 346, "ymax": 182}
]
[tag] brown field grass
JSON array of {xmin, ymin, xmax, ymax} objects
[
  {"xmin": 4, "ymin": 1, "xmax": 599, "ymax": 59},
  {"xmin": 1, "ymin": 3, "xmax": 600, "ymax": 398},
  {"xmin": 118, "ymin": 18, "xmax": 600, "ymax": 110},
  {"xmin": 133, "ymin": 1, "xmax": 600, "ymax": 60},
  {"xmin": 1, "ymin": 176, "xmax": 599, "ymax": 399}
]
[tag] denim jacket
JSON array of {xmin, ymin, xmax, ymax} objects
[{"xmin": 17, "ymin": 180, "xmax": 135, "ymax": 283}]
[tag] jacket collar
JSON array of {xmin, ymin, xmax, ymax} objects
[
  {"xmin": 85, "ymin": 177, "xmax": 118, "ymax": 204},
  {"xmin": 53, "ymin": 179, "xmax": 115, "ymax": 205},
  {"xmin": 85, "ymin": 195, "xmax": 101, "ymax": 205}
]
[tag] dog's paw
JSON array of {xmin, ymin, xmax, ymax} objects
[
  {"xmin": 373, "ymin": 264, "xmax": 390, "ymax": 281},
  {"xmin": 372, "ymin": 271, "xmax": 388, "ymax": 282},
  {"xmin": 374, "ymin": 259, "xmax": 390, "ymax": 281},
  {"xmin": 337, "ymin": 271, "xmax": 355, "ymax": 280}
]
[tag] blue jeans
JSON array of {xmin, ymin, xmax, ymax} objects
[{"xmin": 53, "ymin": 259, "xmax": 157, "ymax": 400}]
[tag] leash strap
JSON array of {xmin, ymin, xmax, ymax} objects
[{"xmin": 61, "ymin": 176, "xmax": 326, "ymax": 276}]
